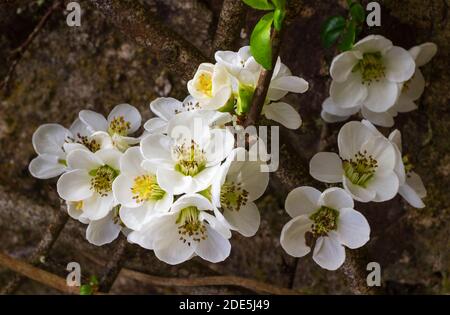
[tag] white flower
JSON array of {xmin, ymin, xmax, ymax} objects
[
  {"xmin": 57, "ymin": 148, "xmax": 122, "ymax": 221},
  {"xmin": 330, "ymin": 35, "xmax": 415, "ymax": 113},
  {"xmin": 112, "ymin": 147, "xmax": 173, "ymax": 231},
  {"xmin": 280, "ymin": 186, "xmax": 370, "ymax": 270},
  {"xmin": 392, "ymin": 42, "xmax": 437, "ymax": 114},
  {"xmin": 128, "ymin": 194, "xmax": 232, "ymax": 265},
  {"xmin": 67, "ymin": 201, "xmax": 122, "ymax": 246},
  {"xmin": 144, "ymin": 96, "xmax": 232, "ymax": 134},
  {"xmin": 187, "ymin": 63, "xmax": 233, "ymax": 111},
  {"xmin": 360, "ymin": 120, "xmax": 427, "ymax": 208},
  {"xmin": 215, "ymin": 46, "xmax": 260, "ymax": 79},
  {"xmin": 210, "ymin": 147, "xmax": 269, "ymax": 237},
  {"xmin": 309, "ymin": 120, "xmax": 399, "ymax": 202},
  {"xmin": 141, "ymin": 111, "xmax": 234, "ymax": 195},
  {"xmin": 79, "ymin": 104, "xmax": 142, "ymax": 152}
]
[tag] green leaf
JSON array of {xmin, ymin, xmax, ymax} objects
[
  {"xmin": 321, "ymin": 16, "xmax": 346, "ymax": 48},
  {"xmin": 80, "ymin": 284, "xmax": 93, "ymax": 295},
  {"xmin": 273, "ymin": 8, "xmax": 286, "ymax": 31},
  {"xmin": 339, "ymin": 21, "xmax": 356, "ymax": 52},
  {"xmin": 236, "ymin": 84, "xmax": 255, "ymax": 115},
  {"xmin": 250, "ymin": 12, "xmax": 274, "ymax": 70},
  {"xmin": 350, "ymin": 3, "xmax": 365, "ymax": 24},
  {"xmin": 242, "ymin": 0, "xmax": 274, "ymax": 10},
  {"xmin": 271, "ymin": 0, "xmax": 286, "ymax": 10}
]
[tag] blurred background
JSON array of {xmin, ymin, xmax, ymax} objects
[{"xmin": 0, "ymin": 0, "xmax": 448, "ymax": 294}]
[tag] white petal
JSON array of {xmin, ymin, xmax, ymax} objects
[
  {"xmin": 280, "ymin": 215, "xmax": 312, "ymax": 257},
  {"xmin": 361, "ymin": 136, "xmax": 396, "ymax": 173},
  {"xmin": 202, "ymin": 211, "xmax": 232, "ymax": 239},
  {"xmin": 143, "ymin": 117, "xmax": 168, "ymax": 134},
  {"xmin": 384, "ymin": 46, "xmax": 415, "ymax": 82},
  {"xmin": 263, "ymin": 102, "xmax": 302, "ymax": 130},
  {"xmin": 323, "ymin": 97, "xmax": 360, "ymax": 116},
  {"xmin": 204, "ymin": 128, "xmax": 235, "ymax": 165},
  {"xmin": 337, "ymin": 208, "xmax": 370, "ymax": 249},
  {"xmin": 309, "ymin": 152, "xmax": 343, "ymax": 183},
  {"xmin": 285, "ymin": 186, "xmax": 321, "ymax": 218},
  {"xmin": 120, "ymin": 203, "xmax": 154, "ymax": 231},
  {"xmin": 140, "ymin": 134, "xmax": 173, "ymax": 163},
  {"xmin": 319, "ymin": 187, "xmax": 354, "ymax": 210},
  {"xmin": 402, "ymin": 69, "xmax": 425, "ymax": 101},
  {"xmin": 67, "ymin": 202, "xmax": 89, "ymax": 224},
  {"xmin": 191, "ymin": 166, "xmax": 220, "ymax": 193},
  {"xmin": 369, "ymin": 172, "xmax": 400, "ymax": 202},
  {"xmin": 69, "ymin": 118, "xmax": 90, "ymax": 140},
  {"xmin": 150, "ymin": 97, "xmax": 183, "ymax": 121},
  {"xmin": 343, "ymin": 176, "xmax": 376, "ymax": 202},
  {"xmin": 29, "ymin": 155, "xmax": 66, "ymax": 179},
  {"xmin": 86, "ymin": 212, "xmax": 121, "ymax": 246},
  {"xmin": 79, "ymin": 109, "xmax": 108, "ymax": 133},
  {"xmin": 361, "ymin": 105, "xmax": 395, "ymax": 127},
  {"xmin": 112, "ymin": 174, "xmax": 139, "ymax": 208},
  {"xmin": 57, "ymin": 170, "xmax": 93, "ymax": 201},
  {"xmin": 364, "ymin": 80, "xmax": 399, "ymax": 113},
  {"xmin": 154, "ymin": 192, "xmax": 173, "ymax": 213},
  {"xmin": 157, "ymin": 168, "xmax": 193, "ymax": 195},
  {"xmin": 119, "ymin": 146, "xmax": 145, "ymax": 176},
  {"xmin": 171, "ymin": 193, "xmax": 213, "ymax": 212},
  {"xmin": 394, "ymin": 96, "xmax": 418, "ymax": 113},
  {"xmin": 353, "ymin": 35, "xmax": 393, "ymax": 54},
  {"xmin": 406, "ymin": 171, "xmax": 426, "ymax": 198},
  {"xmin": 321, "ymin": 110, "xmax": 350, "ymax": 123},
  {"xmin": 330, "ymin": 51, "xmax": 359, "ymax": 82},
  {"xmin": 399, "ymin": 172, "xmax": 426, "ymax": 208},
  {"xmin": 67, "ymin": 149, "xmax": 103, "ymax": 171},
  {"xmin": 94, "ymin": 149, "xmax": 122, "ymax": 170},
  {"xmin": 107, "ymin": 104, "xmax": 141, "ymax": 134},
  {"xmin": 269, "ymin": 76, "xmax": 309, "ymax": 94},
  {"xmin": 237, "ymin": 160, "xmax": 269, "ymax": 201},
  {"xmin": 410, "ymin": 42, "xmax": 437, "ymax": 67},
  {"xmin": 203, "ymin": 86, "xmax": 232, "ymax": 110},
  {"xmin": 32, "ymin": 124, "xmax": 69, "ymax": 156},
  {"xmin": 82, "ymin": 193, "xmax": 115, "ymax": 221},
  {"xmin": 196, "ymin": 225, "xmax": 231, "ymax": 263},
  {"xmin": 223, "ymin": 201, "xmax": 260, "ymax": 237},
  {"xmin": 330, "ymin": 72, "xmax": 368, "ymax": 108},
  {"xmin": 312, "ymin": 233, "xmax": 346, "ymax": 271},
  {"xmin": 337, "ymin": 121, "xmax": 373, "ymax": 160},
  {"xmin": 388, "ymin": 129, "xmax": 402, "ymax": 149}
]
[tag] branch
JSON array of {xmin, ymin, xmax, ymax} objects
[
  {"xmin": 89, "ymin": 0, "xmax": 207, "ymax": 82},
  {"xmin": 120, "ymin": 268, "xmax": 302, "ymax": 295},
  {"xmin": 0, "ymin": 0, "xmax": 62, "ymax": 92},
  {"xmin": 211, "ymin": 0, "xmax": 247, "ymax": 55}
]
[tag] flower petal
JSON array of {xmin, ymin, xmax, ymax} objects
[
  {"xmin": 86, "ymin": 212, "xmax": 121, "ymax": 246},
  {"xmin": 79, "ymin": 109, "xmax": 108, "ymax": 133},
  {"xmin": 361, "ymin": 136, "xmax": 396, "ymax": 173},
  {"xmin": 280, "ymin": 215, "xmax": 312, "ymax": 257},
  {"xmin": 108, "ymin": 104, "xmax": 141, "ymax": 134},
  {"xmin": 82, "ymin": 194, "xmax": 115, "ymax": 221},
  {"xmin": 312, "ymin": 233, "xmax": 346, "ymax": 270},
  {"xmin": 319, "ymin": 187, "xmax": 354, "ymax": 210},
  {"xmin": 150, "ymin": 97, "xmax": 183, "ymax": 121},
  {"xmin": 364, "ymin": 80, "xmax": 399, "ymax": 113},
  {"xmin": 95, "ymin": 149, "xmax": 122, "ymax": 170},
  {"xmin": 323, "ymin": 97, "xmax": 360, "ymax": 116},
  {"xmin": 157, "ymin": 168, "xmax": 193, "ymax": 195},
  {"xmin": 143, "ymin": 117, "xmax": 168, "ymax": 134},
  {"xmin": 285, "ymin": 186, "xmax": 321, "ymax": 218},
  {"xmin": 338, "ymin": 121, "xmax": 373, "ymax": 160},
  {"xmin": 353, "ymin": 35, "xmax": 393, "ymax": 54},
  {"xmin": 120, "ymin": 203, "xmax": 155, "ymax": 231},
  {"xmin": 29, "ymin": 154, "xmax": 66, "ymax": 179},
  {"xmin": 370, "ymin": 172, "xmax": 399, "ymax": 202},
  {"xmin": 67, "ymin": 149, "xmax": 103, "ymax": 171},
  {"xmin": 384, "ymin": 46, "xmax": 415, "ymax": 82},
  {"xmin": 409, "ymin": 42, "xmax": 437, "ymax": 67},
  {"xmin": 330, "ymin": 51, "xmax": 360, "ymax": 82},
  {"xmin": 119, "ymin": 146, "xmax": 145, "ymax": 176},
  {"xmin": 263, "ymin": 102, "xmax": 302, "ymax": 130},
  {"xmin": 337, "ymin": 208, "xmax": 370, "ymax": 249},
  {"xmin": 309, "ymin": 152, "xmax": 343, "ymax": 183},
  {"xmin": 223, "ymin": 201, "xmax": 260, "ymax": 237},
  {"xmin": 191, "ymin": 165, "xmax": 220, "ymax": 193},
  {"xmin": 402, "ymin": 69, "xmax": 425, "ymax": 101},
  {"xmin": 361, "ymin": 105, "xmax": 395, "ymax": 127},
  {"xmin": 343, "ymin": 176, "xmax": 376, "ymax": 202},
  {"xmin": 269, "ymin": 76, "xmax": 309, "ymax": 94},
  {"xmin": 330, "ymin": 72, "xmax": 368, "ymax": 108},
  {"xmin": 32, "ymin": 124, "xmax": 70, "ymax": 156},
  {"xmin": 112, "ymin": 174, "xmax": 138, "ymax": 208},
  {"xmin": 57, "ymin": 170, "xmax": 93, "ymax": 201},
  {"xmin": 321, "ymin": 110, "xmax": 350, "ymax": 123},
  {"xmin": 405, "ymin": 171, "xmax": 426, "ymax": 198},
  {"xmin": 399, "ymin": 179, "xmax": 426, "ymax": 208},
  {"xmin": 195, "ymin": 225, "xmax": 231, "ymax": 263}
]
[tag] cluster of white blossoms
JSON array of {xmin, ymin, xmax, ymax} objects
[
  {"xmin": 29, "ymin": 46, "xmax": 309, "ymax": 265},
  {"xmin": 321, "ymin": 35, "xmax": 437, "ymax": 127}
]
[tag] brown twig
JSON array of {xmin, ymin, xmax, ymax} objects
[
  {"xmin": 0, "ymin": 1, "xmax": 62, "ymax": 92},
  {"xmin": 121, "ymin": 268, "xmax": 302, "ymax": 295},
  {"xmin": 211, "ymin": 0, "xmax": 247, "ymax": 55},
  {"xmin": 89, "ymin": 0, "xmax": 207, "ymax": 82}
]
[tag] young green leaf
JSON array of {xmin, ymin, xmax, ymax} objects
[
  {"xmin": 250, "ymin": 12, "xmax": 274, "ymax": 70},
  {"xmin": 321, "ymin": 16, "xmax": 346, "ymax": 48},
  {"xmin": 350, "ymin": 3, "xmax": 365, "ymax": 24},
  {"xmin": 271, "ymin": 0, "xmax": 286, "ymax": 10},
  {"xmin": 273, "ymin": 7, "xmax": 286, "ymax": 31},
  {"xmin": 236, "ymin": 84, "xmax": 255, "ymax": 115},
  {"xmin": 242, "ymin": 0, "xmax": 274, "ymax": 10},
  {"xmin": 338, "ymin": 21, "xmax": 356, "ymax": 51},
  {"xmin": 79, "ymin": 284, "xmax": 93, "ymax": 295}
]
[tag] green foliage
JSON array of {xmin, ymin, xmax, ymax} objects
[
  {"xmin": 79, "ymin": 275, "xmax": 99, "ymax": 295},
  {"xmin": 321, "ymin": 1, "xmax": 366, "ymax": 52},
  {"xmin": 250, "ymin": 12, "xmax": 274, "ymax": 70},
  {"xmin": 236, "ymin": 84, "xmax": 255, "ymax": 115},
  {"xmin": 242, "ymin": 0, "xmax": 274, "ymax": 10}
]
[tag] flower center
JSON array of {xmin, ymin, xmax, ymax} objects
[
  {"xmin": 309, "ymin": 206, "xmax": 339, "ymax": 237},
  {"xmin": 131, "ymin": 174, "xmax": 165, "ymax": 203},
  {"xmin": 220, "ymin": 181, "xmax": 249, "ymax": 212},
  {"xmin": 197, "ymin": 73, "xmax": 213, "ymax": 97},
  {"xmin": 77, "ymin": 133, "xmax": 100, "ymax": 152},
  {"xmin": 108, "ymin": 116, "xmax": 131, "ymax": 136},
  {"xmin": 174, "ymin": 140, "xmax": 207, "ymax": 176},
  {"xmin": 354, "ymin": 52, "xmax": 386, "ymax": 85},
  {"xmin": 343, "ymin": 150, "xmax": 378, "ymax": 187},
  {"xmin": 89, "ymin": 165, "xmax": 119, "ymax": 197},
  {"xmin": 402, "ymin": 154, "xmax": 414, "ymax": 174},
  {"xmin": 112, "ymin": 205, "xmax": 125, "ymax": 227},
  {"xmin": 176, "ymin": 206, "xmax": 207, "ymax": 245}
]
